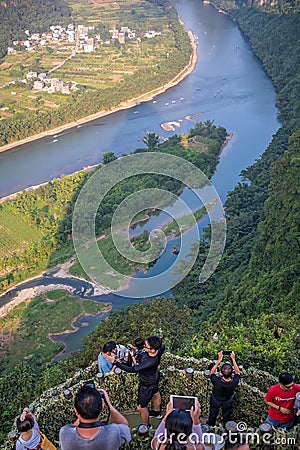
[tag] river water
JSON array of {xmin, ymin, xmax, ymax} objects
[{"xmin": 0, "ymin": 0, "xmax": 280, "ymax": 356}]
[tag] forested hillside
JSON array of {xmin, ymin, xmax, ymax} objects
[
  {"xmin": 172, "ymin": 2, "xmax": 300, "ymax": 369},
  {"xmin": 0, "ymin": 0, "xmax": 71, "ymax": 57},
  {"xmin": 68, "ymin": 1, "xmax": 300, "ymax": 375}
]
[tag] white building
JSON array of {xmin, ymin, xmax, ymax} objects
[
  {"xmin": 33, "ymin": 80, "xmax": 44, "ymax": 90},
  {"xmin": 26, "ymin": 71, "xmax": 38, "ymax": 80}
]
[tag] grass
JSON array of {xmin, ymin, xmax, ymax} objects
[
  {"xmin": 69, "ymin": 232, "xmax": 148, "ymax": 289},
  {"xmin": 163, "ymin": 206, "xmax": 207, "ymax": 237},
  {"xmin": 0, "ymin": 289, "xmax": 111, "ymax": 370},
  {"xmin": 0, "ymin": 208, "xmax": 43, "ymax": 259}
]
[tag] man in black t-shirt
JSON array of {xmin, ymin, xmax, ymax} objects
[
  {"xmin": 207, "ymin": 350, "xmax": 240, "ymax": 426},
  {"xmin": 114, "ymin": 335, "xmax": 165, "ymax": 426}
]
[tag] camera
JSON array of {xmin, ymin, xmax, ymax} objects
[{"xmin": 222, "ymin": 350, "xmax": 232, "ymax": 355}]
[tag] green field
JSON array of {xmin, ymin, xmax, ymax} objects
[
  {"xmin": 0, "ymin": 208, "xmax": 43, "ymax": 259},
  {"xmin": 0, "ymin": 0, "xmax": 189, "ymax": 123},
  {"xmin": 0, "ymin": 289, "xmax": 111, "ymax": 370}
]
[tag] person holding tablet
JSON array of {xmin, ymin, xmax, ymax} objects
[{"xmin": 151, "ymin": 400, "xmax": 205, "ymax": 450}]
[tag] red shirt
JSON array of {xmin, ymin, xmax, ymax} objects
[{"xmin": 265, "ymin": 383, "xmax": 300, "ymax": 423}]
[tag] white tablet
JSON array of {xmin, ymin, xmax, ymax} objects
[{"xmin": 170, "ymin": 395, "xmax": 197, "ymax": 411}]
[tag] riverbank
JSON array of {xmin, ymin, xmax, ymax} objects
[
  {"xmin": 0, "ymin": 257, "xmax": 111, "ymax": 318},
  {"xmin": 0, "ymin": 31, "xmax": 197, "ymax": 155},
  {"xmin": 48, "ymin": 302, "xmax": 112, "ymax": 361}
]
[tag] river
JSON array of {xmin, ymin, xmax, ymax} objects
[{"xmin": 0, "ymin": 0, "xmax": 280, "ymax": 357}]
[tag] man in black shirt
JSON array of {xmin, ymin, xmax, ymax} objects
[
  {"xmin": 114, "ymin": 335, "xmax": 165, "ymax": 425},
  {"xmin": 207, "ymin": 350, "xmax": 240, "ymax": 426}
]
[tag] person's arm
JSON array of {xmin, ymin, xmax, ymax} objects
[
  {"xmin": 210, "ymin": 351, "xmax": 223, "ymax": 375},
  {"xmin": 151, "ymin": 402, "xmax": 172, "ymax": 449},
  {"xmin": 20, "ymin": 408, "xmax": 39, "ymax": 429},
  {"xmin": 264, "ymin": 389, "xmax": 291, "ymax": 415},
  {"xmin": 151, "ymin": 419, "xmax": 167, "ymax": 449},
  {"xmin": 190, "ymin": 400, "xmax": 205, "ymax": 449},
  {"xmin": 230, "ymin": 351, "xmax": 240, "ymax": 375},
  {"xmin": 115, "ymin": 354, "xmax": 156, "ymax": 373},
  {"xmin": 100, "ymin": 389, "xmax": 129, "ymax": 426},
  {"xmin": 130, "ymin": 350, "xmax": 137, "ymax": 365},
  {"xmin": 264, "ymin": 397, "xmax": 289, "ymax": 414}
]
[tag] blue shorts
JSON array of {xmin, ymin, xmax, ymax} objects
[{"xmin": 266, "ymin": 415, "xmax": 289, "ymax": 428}]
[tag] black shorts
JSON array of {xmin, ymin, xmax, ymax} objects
[{"xmin": 137, "ymin": 382, "xmax": 159, "ymax": 408}]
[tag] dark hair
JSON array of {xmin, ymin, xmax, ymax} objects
[
  {"xmin": 75, "ymin": 385, "xmax": 103, "ymax": 419},
  {"xmin": 165, "ymin": 409, "xmax": 193, "ymax": 450},
  {"xmin": 225, "ymin": 440, "xmax": 247, "ymax": 450},
  {"xmin": 221, "ymin": 363, "xmax": 233, "ymax": 379},
  {"xmin": 279, "ymin": 372, "xmax": 294, "ymax": 386},
  {"xmin": 135, "ymin": 337, "xmax": 145, "ymax": 350},
  {"xmin": 147, "ymin": 335, "xmax": 162, "ymax": 350},
  {"xmin": 16, "ymin": 414, "xmax": 34, "ymax": 432},
  {"xmin": 103, "ymin": 341, "xmax": 116, "ymax": 353}
]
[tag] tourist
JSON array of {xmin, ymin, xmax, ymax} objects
[
  {"xmin": 264, "ymin": 371, "xmax": 300, "ymax": 428},
  {"xmin": 129, "ymin": 337, "xmax": 146, "ymax": 365},
  {"xmin": 107, "ymin": 340, "xmax": 131, "ymax": 365},
  {"xmin": 16, "ymin": 407, "xmax": 55, "ymax": 450},
  {"xmin": 59, "ymin": 384, "xmax": 131, "ymax": 449},
  {"xmin": 114, "ymin": 335, "xmax": 165, "ymax": 425},
  {"xmin": 207, "ymin": 350, "xmax": 240, "ymax": 426},
  {"xmin": 151, "ymin": 400, "xmax": 205, "ymax": 450},
  {"xmin": 224, "ymin": 441, "xmax": 250, "ymax": 450},
  {"xmin": 97, "ymin": 342, "xmax": 117, "ymax": 373}
]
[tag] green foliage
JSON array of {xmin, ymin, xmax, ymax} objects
[
  {"xmin": 142, "ymin": 132, "xmax": 160, "ymax": 149},
  {"xmin": 0, "ymin": 0, "xmax": 71, "ymax": 58},
  {"xmin": 0, "ymin": 361, "xmax": 36, "ymax": 442},
  {"xmin": 102, "ymin": 152, "xmax": 117, "ymax": 165},
  {"xmin": 76, "ymin": 297, "xmax": 194, "ymax": 367},
  {"xmin": 0, "ymin": 171, "xmax": 87, "ymax": 292},
  {"xmin": 183, "ymin": 313, "xmax": 299, "ymax": 378},
  {"xmin": 0, "ymin": 290, "xmax": 110, "ymax": 371},
  {"xmin": 168, "ymin": 0, "xmax": 300, "ymax": 385}
]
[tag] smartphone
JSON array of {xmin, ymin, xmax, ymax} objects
[
  {"xmin": 170, "ymin": 395, "xmax": 197, "ymax": 411},
  {"xmin": 222, "ymin": 350, "xmax": 232, "ymax": 355}
]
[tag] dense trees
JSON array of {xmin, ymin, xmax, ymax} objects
[
  {"xmin": 142, "ymin": 132, "xmax": 160, "ymax": 149},
  {"xmin": 0, "ymin": 0, "xmax": 71, "ymax": 58},
  {"xmin": 0, "ymin": 122, "xmax": 226, "ymax": 292},
  {"xmin": 172, "ymin": 0, "xmax": 300, "ymax": 377}
]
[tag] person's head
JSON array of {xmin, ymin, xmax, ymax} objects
[
  {"xmin": 102, "ymin": 341, "xmax": 116, "ymax": 355},
  {"xmin": 165, "ymin": 409, "xmax": 193, "ymax": 449},
  {"xmin": 221, "ymin": 363, "xmax": 233, "ymax": 379},
  {"xmin": 75, "ymin": 385, "xmax": 103, "ymax": 420},
  {"xmin": 279, "ymin": 372, "xmax": 294, "ymax": 390},
  {"xmin": 135, "ymin": 337, "xmax": 145, "ymax": 350},
  {"xmin": 144, "ymin": 335, "xmax": 162, "ymax": 354},
  {"xmin": 225, "ymin": 441, "xmax": 250, "ymax": 450},
  {"xmin": 16, "ymin": 414, "xmax": 34, "ymax": 433},
  {"xmin": 107, "ymin": 340, "xmax": 118, "ymax": 354}
]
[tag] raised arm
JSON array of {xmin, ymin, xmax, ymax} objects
[
  {"xmin": 210, "ymin": 351, "xmax": 223, "ymax": 375},
  {"xmin": 230, "ymin": 351, "xmax": 240, "ymax": 375}
]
